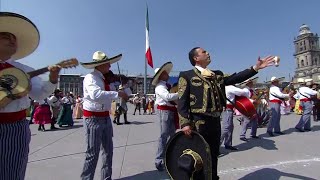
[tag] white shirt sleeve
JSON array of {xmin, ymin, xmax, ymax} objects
[
  {"xmin": 155, "ymin": 84, "xmax": 179, "ymax": 101},
  {"xmin": 83, "ymin": 74, "xmax": 118, "ymax": 103},
  {"xmin": 270, "ymin": 86, "xmax": 289, "ymax": 98}
]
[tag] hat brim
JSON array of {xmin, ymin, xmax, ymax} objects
[
  {"xmin": 239, "ymin": 77, "xmax": 259, "ymax": 86},
  {"xmin": 80, "ymin": 54, "xmax": 122, "ymax": 69},
  {"xmin": 165, "ymin": 131, "xmax": 212, "ymax": 180},
  {"xmin": 266, "ymin": 77, "xmax": 285, "ymax": 83},
  {"xmin": 151, "ymin": 62, "xmax": 173, "ymax": 85},
  {"xmin": 0, "ymin": 12, "xmax": 40, "ymax": 60}
]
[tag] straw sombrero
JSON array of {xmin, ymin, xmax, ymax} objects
[
  {"xmin": 0, "ymin": 12, "xmax": 40, "ymax": 60},
  {"xmin": 80, "ymin": 51, "xmax": 122, "ymax": 69},
  {"xmin": 151, "ymin": 62, "xmax": 173, "ymax": 85},
  {"xmin": 238, "ymin": 77, "xmax": 258, "ymax": 87}
]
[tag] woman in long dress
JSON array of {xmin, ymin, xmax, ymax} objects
[
  {"xmin": 33, "ymin": 99, "xmax": 52, "ymax": 131},
  {"xmin": 73, "ymin": 96, "xmax": 83, "ymax": 119}
]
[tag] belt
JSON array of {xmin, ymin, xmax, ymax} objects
[
  {"xmin": 226, "ymin": 104, "xmax": 234, "ymax": 109},
  {"xmin": 270, "ymin": 99, "xmax": 282, "ymax": 104},
  {"xmin": 83, "ymin": 109, "xmax": 109, "ymax": 117},
  {"xmin": 300, "ymin": 98, "xmax": 311, "ymax": 102},
  {"xmin": 157, "ymin": 105, "xmax": 176, "ymax": 111},
  {"xmin": 0, "ymin": 110, "xmax": 26, "ymax": 124}
]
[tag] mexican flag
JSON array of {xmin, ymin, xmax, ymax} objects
[{"xmin": 145, "ymin": 6, "xmax": 153, "ymax": 68}]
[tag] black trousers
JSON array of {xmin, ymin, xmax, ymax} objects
[{"xmin": 193, "ymin": 114, "xmax": 221, "ymax": 180}]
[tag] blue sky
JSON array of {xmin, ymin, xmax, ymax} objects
[{"xmin": 2, "ymin": 0, "xmax": 320, "ymax": 82}]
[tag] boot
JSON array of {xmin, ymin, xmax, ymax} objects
[
  {"xmin": 50, "ymin": 119, "xmax": 58, "ymax": 130},
  {"xmin": 38, "ymin": 125, "xmax": 41, "ymax": 131},
  {"xmin": 124, "ymin": 113, "xmax": 130, "ymax": 124},
  {"xmin": 41, "ymin": 125, "xmax": 46, "ymax": 132}
]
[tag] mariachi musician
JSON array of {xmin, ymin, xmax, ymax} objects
[
  {"xmin": 267, "ymin": 76, "xmax": 290, "ymax": 136},
  {"xmin": 239, "ymin": 77, "xmax": 260, "ymax": 141},
  {"xmin": 220, "ymin": 84, "xmax": 250, "ymax": 150},
  {"xmin": 295, "ymin": 79, "xmax": 317, "ymax": 132},
  {"xmin": 0, "ymin": 12, "xmax": 62, "ymax": 179},
  {"xmin": 178, "ymin": 47, "xmax": 275, "ymax": 180}
]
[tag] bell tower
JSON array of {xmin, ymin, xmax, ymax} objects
[{"xmin": 294, "ymin": 24, "xmax": 320, "ymax": 82}]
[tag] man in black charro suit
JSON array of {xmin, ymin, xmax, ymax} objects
[{"xmin": 178, "ymin": 47, "xmax": 275, "ymax": 180}]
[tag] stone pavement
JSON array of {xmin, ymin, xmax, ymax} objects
[{"xmin": 25, "ymin": 105, "xmax": 320, "ymax": 180}]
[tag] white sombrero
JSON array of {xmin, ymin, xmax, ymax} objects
[
  {"xmin": 80, "ymin": 51, "xmax": 122, "ymax": 69},
  {"xmin": 0, "ymin": 12, "xmax": 40, "ymax": 60},
  {"xmin": 151, "ymin": 62, "xmax": 173, "ymax": 85},
  {"xmin": 269, "ymin": 76, "xmax": 285, "ymax": 83}
]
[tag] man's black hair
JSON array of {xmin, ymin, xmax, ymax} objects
[{"xmin": 188, "ymin": 47, "xmax": 200, "ymax": 66}]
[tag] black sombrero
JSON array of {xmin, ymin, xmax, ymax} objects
[
  {"xmin": 165, "ymin": 131, "xmax": 212, "ymax": 180},
  {"xmin": 0, "ymin": 12, "xmax": 40, "ymax": 60}
]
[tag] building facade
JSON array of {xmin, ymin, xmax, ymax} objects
[
  {"xmin": 58, "ymin": 74, "xmax": 84, "ymax": 96},
  {"xmin": 294, "ymin": 24, "xmax": 320, "ymax": 82}
]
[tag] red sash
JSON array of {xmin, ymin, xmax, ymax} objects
[
  {"xmin": 157, "ymin": 105, "xmax": 179, "ymax": 129},
  {"xmin": 0, "ymin": 110, "xmax": 27, "ymax": 123}
]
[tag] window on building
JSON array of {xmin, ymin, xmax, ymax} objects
[{"xmin": 301, "ymin": 60, "xmax": 304, "ymax": 66}]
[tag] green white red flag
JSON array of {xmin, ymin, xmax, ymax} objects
[{"xmin": 145, "ymin": 6, "xmax": 153, "ymax": 68}]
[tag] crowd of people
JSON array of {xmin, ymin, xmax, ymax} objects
[{"xmin": 2, "ymin": 11, "xmax": 320, "ymax": 180}]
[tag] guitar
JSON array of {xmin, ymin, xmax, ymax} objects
[{"xmin": 0, "ymin": 58, "xmax": 79, "ymax": 108}]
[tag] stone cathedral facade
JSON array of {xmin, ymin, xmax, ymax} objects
[{"xmin": 294, "ymin": 24, "xmax": 320, "ymax": 83}]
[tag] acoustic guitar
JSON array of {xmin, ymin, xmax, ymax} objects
[{"xmin": 0, "ymin": 58, "xmax": 79, "ymax": 108}]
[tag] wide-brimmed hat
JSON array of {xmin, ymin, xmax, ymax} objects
[
  {"xmin": 151, "ymin": 62, "xmax": 173, "ymax": 85},
  {"xmin": 165, "ymin": 131, "xmax": 212, "ymax": 180},
  {"xmin": 267, "ymin": 76, "xmax": 285, "ymax": 83},
  {"xmin": 80, "ymin": 51, "xmax": 122, "ymax": 69},
  {"xmin": 238, "ymin": 77, "xmax": 258, "ymax": 87},
  {"xmin": 0, "ymin": 12, "xmax": 40, "ymax": 60}
]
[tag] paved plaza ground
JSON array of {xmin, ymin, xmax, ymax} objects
[{"xmin": 26, "ymin": 104, "xmax": 320, "ymax": 180}]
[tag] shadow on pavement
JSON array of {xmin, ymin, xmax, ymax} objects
[
  {"xmin": 238, "ymin": 168, "xmax": 317, "ymax": 180},
  {"xmin": 129, "ymin": 121, "xmax": 154, "ymax": 125},
  {"xmin": 220, "ymin": 137, "xmax": 277, "ymax": 157},
  {"xmin": 117, "ymin": 170, "xmax": 170, "ymax": 180}
]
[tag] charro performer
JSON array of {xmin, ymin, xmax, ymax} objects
[
  {"xmin": 267, "ymin": 76, "xmax": 290, "ymax": 136},
  {"xmin": 177, "ymin": 47, "xmax": 274, "ymax": 179},
  {"xmin": 220, "ymin": 84, "xmax": 250, "ymax": 150},
  {"xmin": 0, "ymin": 12, "xmax": 62, "ymax": 179},
  {"xmin": 239, "ymin": 77, "xmax": 260, "ymax": 141},
  {"xmin": 80, "ymin": 51, "xmax": 128, "ymax": 180},
  {"xmin": 152, "ymin": 62, "xmax": 179, "ymax": 171}
]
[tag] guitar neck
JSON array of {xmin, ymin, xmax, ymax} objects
[{"xmin": 28, "ymin": 67, "xmax": 49, "ymax": 78}]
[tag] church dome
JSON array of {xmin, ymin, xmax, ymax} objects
[{"xmin": 299, "ymin": 24, "xmax": 312, "ymax": 35}]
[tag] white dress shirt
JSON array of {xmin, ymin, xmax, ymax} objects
[
  {"xmin": 269, "ymin": 85, "xmax": 289, "ymax": 100},
  {"xmin": 225, "ymin": 85, "xmax": 250, "ymax": 104},
  {"xmin": 82, "ymin": 69, "xmax": 118, "ymax": 112},
  {"xmin": 0, "ymin": 60, "xmax": 56, "ymax": 112},
  {"xmin": 297, "ymin": 86, "xmax": 317, "ymax": 99},
  {"xmin": 155, "ymin": 80, "xmax": 178, "ymax": 106}
]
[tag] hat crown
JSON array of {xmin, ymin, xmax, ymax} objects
[
  {"xmin": 271, "ymin": 76, "xmax": 277, "ymax": 82},
  {"xmin": 93, "ymin": 51, "xmax": 108, "ymax": 61}
]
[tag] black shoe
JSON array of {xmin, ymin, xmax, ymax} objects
[
  {"xmin": 59, "ymin": 125, "xmax": 63, "ymax": 127},
  {"xmin": 155, "ymin": 164, "xmax": 164, "ymax": 171},
  {"xmin": 251, "ymin": 136, "xmax": 260, "ymax": 139},
  {"xmin": 304, "ymin": 129, "xmax": 311, "ymax": 132},
  {"xmin": 295, "ymin": 128, "xmax": 304, "ymax": 132},
  {"xmin": 274, "ymin": 131, "xmax": 285, "ymax": 135},
  {"xmin": 113, "ymin": 120, "xmax": 116, "ymax": 124},
  {"xmin": 50, "ymin": 126, "xmax": 58, "ymax": 130},
  {"xmin": 124, "ymin": 121, "xmax": 131, "ymax": 124},
  {"xmin": 225, "ymin": 146, "xmax": 238, "ymax": 151},
  {"xmin": 240, "ymin": 137, "xmax": 249, "ymax": 142},
  {"xmin": 267, "ymin": 132, "xmax": 274, "ymax": 137},
  {"xmin": 116, "ymin": 122, "xmax": 123, "ymax": 125}
]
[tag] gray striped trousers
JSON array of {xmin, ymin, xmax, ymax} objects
[
  {"xmin": 0, "ymin": 119, "xmax": 31, "ymax": 180},
  {"xmin": 81, "ymin": 116, "xmax": 113, "ymax": 180}
]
